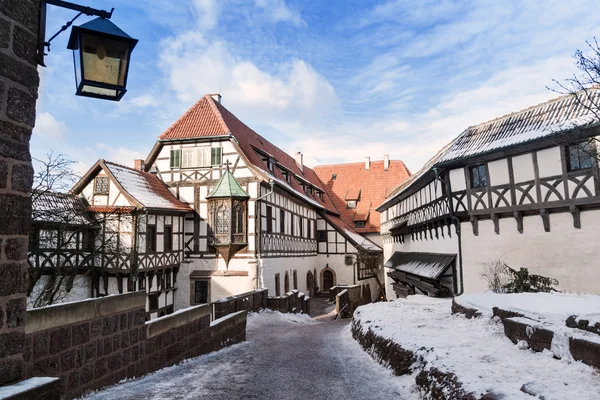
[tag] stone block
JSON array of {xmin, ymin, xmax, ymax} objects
[
  {"xmin": 61, "ymin": 349, "xmax": 77, "ymax": 371},
  {"xmin": 68, "ymin": 370, "xmax": 80, "ymax": 390},
  {"xmin": 130, "ymin": 327, "xmax": 139, "ymax": 344},
  {"xmin": 121, "ymin": 331, "xmax": 130, "ymax": 348},
  {"xmin": 122, "ymin": 347, "xmax": 131, "ymax": 365},
  {"xmin": 0, "ymin": 262, "xmax": 27, "ymax": 295},
  {"xmin": 108, "ymin": 352, "xmax": 122, "ymax": 370},
  {"xmin": 120, "ymin": 312, "xmax": 129, "ymax": 330},
  {"xmin": 6, "ymin": 87, "xmax": 36, "ymax": 126},
  {"xmin": 22, "ymin": 334, "xmax": 31, "ymax": 362},
  {"xmin": 84, "ymin": 342, "xmax": 96, "ymax": 362},
  {"xmin": 6, "ymin": 297, "xmax": 26, "ymax": 328},
  {"xmin": 49, "ymin": 327, "xmax": 71, "ymax": 355},
  {"xmin": 12, "ymin": 25, "xmax": 37, "ymax": 66},
  {"xmin": 96, "ymin": 338, "xmax": 104, "ymax": 358},
  {"xmin": 113, "ymin": 333, "xmax": 121, "ymax": 350},
  {"xmin": 0, "ymin": 330, "xmax": 24, "ymax": 358},
  {"xmin": 502, "ymin": 318, "xmax": 553, "ymax": 352},
  {"xmin": 102, "ymin": 315, "xmax": 118, "ymax": 336},
  {"xmin": 91, "ymin": 318, "xmax": 103, "ymax": 338},
  {"xmin": 32, "ymin": 355, "xmax": 59, "ymax": 376},
  {"xmin": 72, "ymin": 322, "xmax": 90, "ymax": 346},
  {"xmin": 570, "ymin": 337, "xmax": 600, "ymax": 369},
  {"xmin": 80, "ymin": 362, "xmax": 94, "ymax": 383},
  {"xmin": 95, "ymin": 357, "xmax": 107, "ymax": 379},
  {"xmin": 10, "ymin": 163, "xmax": 33, "ymax": 193},
  {"xmin": 0, "ymin": 0, "xmax": 39, "ymax": 33},
  {"xmin": 32, "ymin": 331, "xmax": 49, "ymax": 359},
  {"xmin": 0, "ymin": 158, "xmax": 7, "ymax": 188},
  {"xmin": 4, "ymin": 237, "xmax": 27, "ymax": 261},
  {"xmin": 0, "ymin": 17, "xmax": 9, "ymax": 48},
  {"xmin": 131, "ymin": 344, "xmax": 139, "ymax": 362}
]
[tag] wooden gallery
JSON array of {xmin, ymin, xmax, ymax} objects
[{"xmin": 378, "ymin": 89, "xmax": 600, "ymax": 298}]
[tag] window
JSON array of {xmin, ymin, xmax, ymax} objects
[
  {"xmin": 232, "ymin": 203, "xmax": 244, "ymax": 234},
  {"xmin": 165, "ymin": 270, "xmax": 172, "ymax": 289},
  {"xmin": 280, "ymin": 210, "xmax": 285, "ymax": 233},
  {"xmin": 149, "ymin": 294, "xmax": 159, "ymax": 310},
  {"xmin": 94, "ymin": 176, "xmax": 109, "ymax": 194},
  {"xmin": 355, "ymin": 221, "xmax": 366, "ymax": 228},
  {"xmin": 345, "ymin": 255, "xmax": 354, "ymax": 266},
  {"xmin": 317, "ymin": 191, "xmax": 324, "ymax": 201},
  {"xmin": 139, "ymin": 274, "xmax": 146, "ymax": 291},
  {"xmin": 469, "ymin": 164, "xmax": 488, "ymax": 188},
  {"xmin": 299, "ymin": 217, "xmax": 303, "ymax": 237},
  {"xmin": 293, "ymin": 270, "xmax": 298, "ymax": 290},
  {"xmin": 146, "ymin": 225, "xmax": 157, "ymax": 252},
  {"xmin": 164, "ymin": 226, "xmax": 173, "ymax": 251},
  {"xmin": 193, "ymin": 280, "xmax": 210, "ymax": 304},
  {"xmin": 181, "ymin": 147, "xmax": 222, "ymax": 168},
  {"xmin": 317, "ymin": 231, "xmax": 327, "ymax": 242},
  {"xmin": 332, "ymin": 174, "xmax": 337, "ymax": 180},
  {"xmin": 566, "ymin": 141, "xmax": 595, "ymax": 171},
  {"xmin": 39, "ymin": 229, "xmax": 57, "ymax": 248},
  {"xmin": 284, "ymin": 272, "xmax": 290, "ymax": 293},
  {"xmin": 216, "ymin": 204, "xmax": 230, "ymax": 234},
  {"xmin": 309, "ymin": 220, "xmax": 314, "ymax": 239},
  {"xmin": 347, "ymin": 200, "xmax": 357, "ymax": 209},
  {"xmin": 81, "ymin": 230, "xmax": 95, "ymax": 251},
  {"xmin": 266, "ymin": 206, "xmax": 273, "ymax": 233},
  {"xmin": 275, "ymin": 273, "xmax": 281, "ymax": 296},
  {"xmin": 170, "ymin": 149, "xmax": 181, "ymax": 168},
  {"xmin": 357, "ymin": 253, "xmax": 379, "ymax": 280}
]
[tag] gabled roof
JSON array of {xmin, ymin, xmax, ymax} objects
[
  {"xmin": 206, "ymin": 169, "xmax": 250, "ymax": 199},
  {"xmin": 152, "ymin": 95, "xmax": 339, "ymax": 213},
  {"xmin": 32, "ymin": 191, "xmax": 95, "ymax": 225},
  {"xmin": 314, "ymin": 160, "xmax": 411, "ymax": 233},
  {"xmin": 322, "ymin": 214, "xmax": 382, "ymax": 252},
  {"xmin": 71, "ymin": 160, "xmax": 192, "ymax": 212}
]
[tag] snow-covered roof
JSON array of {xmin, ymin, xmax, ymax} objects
[
  {"xmin": 378, "ymin": 89, "xmax": 600, "ymax": 211},
  {"xmin": 102, "ymin": 161, "xmax": 192, "ymax": 211},
  {"xmin": 32, "ymin": 191, "xmax": 95, "ymax": 225},
  {"xmin": 323, "ymin": 214, "xmax": 381, "ymax": 252},
  {"xmin": 384, "ymin": 251, "xmax": 456, "ymax": 280}
]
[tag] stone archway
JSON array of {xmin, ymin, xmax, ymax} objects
[
  {"xmin": 320, "ymin": 267, "xmax": 336, "ymax": 293},
  {"xmin": 306, "ymin": 271, "xmax": 315, "ymax": 297},
  {"xmin": 284, "ymin": 271, "xmax": 290, "ymax": 293}
]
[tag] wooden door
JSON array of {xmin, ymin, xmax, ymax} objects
[{"xmin": 323, "ymin": 270, "xmax": 334, "ymax": 292}]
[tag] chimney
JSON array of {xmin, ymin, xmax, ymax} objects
[
  {"xmin": 384, "ymin": 154, "xmax": 390, "ymax": 171},
  {"xmin": 210, "ymin": 93, "xmax": 222, "ymax": 104},
  {"xmin": 365, "ymin": 157, "xmax": 370, "ymax": 170},
  {"xmin": 295, "ymin": 152, "xmax": 304, "ymax": 172},
  {"xmin": 134, "ymin": 159, "xmax": 144, "ymax": 171}
]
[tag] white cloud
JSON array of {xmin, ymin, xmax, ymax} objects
[
  {"xmin": 34, "ymin": 112, "xmax": 67, "ymax": 139},
  {"xmin": 95, "ymin": 143, "xmax": 146, "ymax": 168},
  {"xmin": 192, "ymin": 0, "xmax": 220, "ymax": 30},
  {"xmin": 253, "ymin": 0, "xmax": 305, "ymax": 27},
  {"xmin": 159, "ymin": 32, "xmax": 339, "ymax": 123},
  {"xmin": 128, "ymin": 94, "xmax": 158, "ymax": 108}
]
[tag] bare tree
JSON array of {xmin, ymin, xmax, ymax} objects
[
  {"xmin": 28, "ymin": 153, "xmax": 125, "ymax": 308},
  {"xmin": 480, "ymin": 261, "xmax": 511, "ymax": 293}
]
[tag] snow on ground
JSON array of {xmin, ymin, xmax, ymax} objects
[
  {"xmin": 456, "ymin": 292, "xmax": 600, "ymax": 325},
  {"xmin": 354, "ymin": 295, "xmax": 600, "ymax": 400},
  {"xmin": 80, "ymin": 311, "xmax": 417, "ymax": 400}
]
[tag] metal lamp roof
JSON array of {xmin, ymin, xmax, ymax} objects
[
  {"xmin": 206, "ymin": 169, "xmax": 250, "ymax": 199},
  {"xmin": 67, "ymin": 17, "xmax": 138, "ymax": 50}
]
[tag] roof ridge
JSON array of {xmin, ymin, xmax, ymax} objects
[
  {"xmin": 158, "ymin": 97, "xmax": 208, "ymax": 140},
  {"xmin": 464, "ymin": 88, "xmax": 600, "ymax": 132},
  {"xmin": 205, "ymin": 95, "xmax": 232, "ymax": 134},
  {"xmin": 314, "ymin": 159, "xmax": 407, "ymax": 168}
]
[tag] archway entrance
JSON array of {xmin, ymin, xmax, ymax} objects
[
  {"xmin": 307, "ymin": 271, "xmax": 315, "ymax": 297},
  {"xmin": 322, "ymin": 269, "xmax": 334, "ymax": 293}
]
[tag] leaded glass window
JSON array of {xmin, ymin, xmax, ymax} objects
[{"xmin": 566, "ymin": 141, "xmax": 595, "ymax": 171}]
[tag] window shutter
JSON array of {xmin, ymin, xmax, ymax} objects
[
  {"xmin": 170, "ymin": 149, "xmax": 181, "ymax": 168},
  {"xmin": 211, "ymin": 147, "xmax": 222, "ymax": 166}
]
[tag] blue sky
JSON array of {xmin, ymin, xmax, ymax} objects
[{"xmin": 33, "ymin": 0, "xmax": 600, "ymax": 175}]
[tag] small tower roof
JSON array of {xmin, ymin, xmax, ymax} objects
[{"xmin": 206, "ymin": 168, "xmax": 250, "ymax": 199}]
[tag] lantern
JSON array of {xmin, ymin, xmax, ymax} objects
[
  {"xmin": 206, "ymin": 168, "xmax": 250, "ymax": 268},
  {"xmin": 67, "ymin": 17, "xmax": 138, "ymax": 101}
]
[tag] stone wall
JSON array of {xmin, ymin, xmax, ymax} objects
[
  {"xmin": 212, "ymin": 288, "xmax": 267, "ymax": 320},
  {"xmin": 0, "ymin": 0, "xmax": 39, "ymax": 388},
  {"xmin": 21, "ymin": 292, "xmax": 247, "ymax": 399},
  {"xmin": 266, "ymin": 290, "xmax": 310, "ymax": 314}
]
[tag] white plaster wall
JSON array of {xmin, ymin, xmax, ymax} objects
[
  {"xmin": 261, "ymin": 256, "xmax": 318, "ymax": 296},
  {"xmin": 462, "ymin": 210, "xmax": 600, "ymax": 295},
  {"xmin": 27, "ymin": 274, "xmax": 91, "ymax": 308},
  {"xmin": 512, "ymin": 153, "xmax": 535, "ymax": 183},
  {"xmin": 316, "ymin": 253, "xmax": 381, "ymax": 302},
  {"xmin": 488, "ymin": 159, "xmax": 510, "ymax": 185},
  {"xmin": 536, "ymin": 146, "xmax": 562, "ymax": 178},
  {"xmin": 382, "ymin": 225, "xmax": 460, "ymax": 298}
]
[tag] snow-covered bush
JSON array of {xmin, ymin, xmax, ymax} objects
[
  {"xmin": 479, "ymin": 261, "xmax": 511, "ymax": 293},
  {"xmin": 480, "ymin": 261, "xmax": 559, "ymax": 293}
]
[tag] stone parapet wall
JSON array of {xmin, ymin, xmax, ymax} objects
[
  {"xmin": 266, "ymin": 290, "xmax": 310, "ymax": 315},
  {"xmin": 20, "ymin": 292, "xmax": 247, "ymax": 399},
  {"xmin": 212, "ymin": 289, "xmax": 267, "ymax": 320}
]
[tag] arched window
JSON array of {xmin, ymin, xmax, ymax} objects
[
  {"xmin": 284, "ymin": 271, "xmax": 290, "ymax": 293},
  {"xmin": 232, "ymin": 203, "xmax": 244, "ymax": 234},
  {"xmin": 216, "ymin": 204, "xmax": 229, "ymax": 234}
]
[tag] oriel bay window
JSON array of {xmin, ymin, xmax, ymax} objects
[{"xmin": 566, "ymin": 141, "xmax": 595, "ymax": 171}]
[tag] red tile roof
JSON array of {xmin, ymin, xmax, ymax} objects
[
  {"xmin": 157, "ymin": 95, "xmax": 339, "ymax": 213},
  {"xmin": 314, "ymin": 160, "xmax": 411, "ymax": 233},
  {"xmin": 87, "ymin": 206, "xmax": 136, "ymax": 213}
]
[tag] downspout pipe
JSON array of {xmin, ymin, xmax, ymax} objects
[
  {"xmin": 253, "ymin": 179, "xmax": 275, "ymax": 289},
  {"xmin": 432, "ymin": 167, "xmax": 464, "ymax": 296}
]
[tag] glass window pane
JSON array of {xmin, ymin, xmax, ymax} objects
[{"xmin": 81, "ymin": 33, "xmax": 130, "ymax": 86}]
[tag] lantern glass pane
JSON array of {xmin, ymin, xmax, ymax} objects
[{"xmin": 80, "ymin": 33, "xmax": 130, "ymax": 87}]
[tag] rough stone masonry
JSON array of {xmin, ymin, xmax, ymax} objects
[{"xmin": 0, "ymin": 0, "xmax": 39, "ymax": 388}]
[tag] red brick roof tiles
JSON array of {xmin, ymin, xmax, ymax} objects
[{"xmin": 314, "ymin": 161, "xmax": 411, "ymax": 233}]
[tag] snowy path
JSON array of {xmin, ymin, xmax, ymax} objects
[{"xmin": 80, "ymin": 311, "xmax": 418, "ymax": 400}]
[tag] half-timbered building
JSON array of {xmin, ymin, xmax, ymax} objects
[
  {"xmin": 142, "ymin": 93, "xmax": 386, "ymax": 306},
  {"xmin": 378, "ymin": 89, "xmax": 600, "ymax": 297}
]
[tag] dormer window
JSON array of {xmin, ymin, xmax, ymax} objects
[
  {"xmin": 347, "ymin": 200, "xmax": 357, "ymax": 209},
  {"xmin": 355, "ymin": 221, "xmax": 365, "ymax": 228},
  {"xmin": 94, "ymin": 176, "xmax": 109, "ymax": 194},
  {"xmin": 317, "ymin": 191, "xmax": 324, "ymax": 201},
  {"xmin": 332, "ymin": 174, "xmax": 337, "ymax": 180}
]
